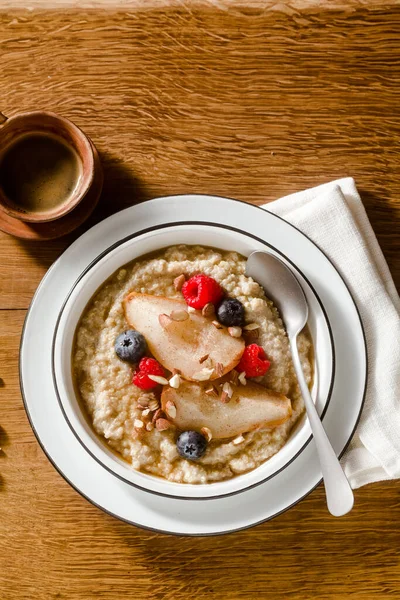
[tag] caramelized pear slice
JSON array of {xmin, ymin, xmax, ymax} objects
[
  {"xmin": 123, "ymin": 292, "xmax": 244, "ymax": 381},
  {"xmin": 161, "ymin": 380, "xmax": 292, "ymax": 439}
]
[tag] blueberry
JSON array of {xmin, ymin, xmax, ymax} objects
[
  {"xmin": 176, "ymin": 431, "xmax": 207, "ymax": 460},
  {"xmin": 216, "ymin": 298, "xmax": 245, "ymax": 327},
  {"xmin": 114, "ymin": 330, "xmax": 147, "ymax": 363}
]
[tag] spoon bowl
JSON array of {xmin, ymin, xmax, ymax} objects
[{"xmin": 246, "ymin": 251, "xmax": 309, "ymax": 337}]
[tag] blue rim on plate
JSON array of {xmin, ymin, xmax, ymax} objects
[{"xmin": 19, "ymin": 195, "xmax": 368, "ymax": 535}]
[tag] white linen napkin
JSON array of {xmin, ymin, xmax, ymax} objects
[{"xmin": 264, "ymin": 178, "xmax": 400, "ymax": 489}]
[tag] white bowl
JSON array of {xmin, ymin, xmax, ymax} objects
[{"xmin": 53, "ymin": 223, "xmax": 334, "ymax": 500}]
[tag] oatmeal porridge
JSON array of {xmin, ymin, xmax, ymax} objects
[{"xmin": 73, "ymin": 245, "xmax": 313, "ymax": 484}]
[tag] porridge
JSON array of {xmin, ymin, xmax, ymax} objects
[{"xmin": 73, "ymin": 245, "xmax": 313, "ymax": 484}]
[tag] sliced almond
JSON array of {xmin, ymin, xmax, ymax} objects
[
  {"xmin": 137, "ymin": 396, "xmax": 150, "ymax": 409},
  {"xmin": 146, "ymin": 422, "xmax": 154, "ymax": 432},
  {"xmin": 152, "ymin": 408, "xmax": 164, "ymax": 423},
  {"xmin": 142, "ymin": 408, "xmax": 151, "ymax": 417},
  {"xmin": 228, "ymin": 326, "xmax": 242, "ymax": 338},
  {"xmin": 202, "ymin": 303, "xmax": 215, "ymax": 318},
  {"xmin": 148, "ymin": 374, "xmax": 169, "ymax": 385},
  {"xmin": 199, "ymin": 353, "xmax": 209, "ymax": 364},
  {"xmin": 238, "ymin": 371, "xmax": 247, "ymax": 386},
  {"xmin": 223, "ymin": 381, "xmax": 234, "ymax": 398},
  {"xmin": 187, "ymin": 306, "xmax": 197, "ymax": 314},
  {"xmin": 215, "ymin": 362, "xmax": 224, "ymax": 378},
  {"xmin": 173, "ymin": 274, "xmax": 185, "ymax": 291},
  {"xmin": 134, "ymin": 419, "xmax": 144, "ymax": 429},
  {"xmin": 243, "ymin": 322, "xmax": 260, "ymax": 331},
  {"xmin": 193, "ymin": 367, "xmax": 215, "ymax": 381},
  {"xmin": 243, "ymin": 328, "xmax": 259, "ymax": 342},
  {"xmin": 156, "ymin": 418, "xmax": 173, "ymax": 431},
  {"xmin": 205, "ymin": 385, "xmax": 219, "ymax": 397},
  {"xmin": 170, "ymin": 309, "xmax": 189, "ymax": 322},
  {"xmin": 169, "ymin": 373, "xmax": 181, "ymax": 389},
  {"xmin": 148, "ymin": 397, "xmax": 160, "ymax": 412},
  {"xmin": 159, "ymin": 313, "xmax": 173, "ymax": 328},
  {"xmin": 201, "ymin": 427, "xmax": 213, "ymax": 442},
  {"xmin": 212, "ymin": 320, "xmax": 223, "ymax": 329},
  {"xmin": 165, "ymin": 400, "xmax": 177, "ymax": 419},
  {"xmin": 221, "ymin": 390, "xmax": 230, "ymax": 403},
  {"xmin": 230, "ymin": 369, "xmax": 239, "ymax": 386},
  {"xmin": 233, "ymin": 434, "xmax": 245, "ymax": 445}
]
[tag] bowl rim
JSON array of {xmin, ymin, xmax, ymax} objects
[{"xmin": 51, "ymin": 220, "xmax": 336, "ymax": 500}]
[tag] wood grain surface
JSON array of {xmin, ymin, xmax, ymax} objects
[{"xmin": 0, "ymin": 3, "xmax": 399, "ymax": 599}]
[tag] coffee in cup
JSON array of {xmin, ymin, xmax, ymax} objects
[{"xmin": 0, "ymin": 111, "xmax": 95, "ymax": 223}]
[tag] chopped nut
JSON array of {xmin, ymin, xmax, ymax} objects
[
  {"xmin": 152, "ymin": 408, "xmax": 164, "ymax": 423},
  {"xmin": 159, "ymin": 313, "xmax": 173, "ymax": 328},
  {"xmin": 142, "ymin": 408, "xmax": 151, "ymax": 417},
  {"xmin": 205, "ymin": 385, "xmax": 219, "ymax": 397},
  {"xmin": 233, "ymin": 434, "xmax": 245, "ymax": 445},
  {"xmin": 228, "ymin": 326, "xmax": 242, "ymax": 338},
  {"xmin": 201, "ymin": 427, "xmax": 213, "ymax": 442},
  {"xmin": 230, "ymin": 370, "xmax": 239, "ymax": 386},
  {"xmin": 169, "ymin": 373, "xmax": 181, "ymax": 389},
  {"xmin": 148, "ymin": 374, "xmax": 169, "ymax": 385},
  {"xmin": 202, "ymin": 303, "xmax": 215, "ymax": 318},
  {"xmin": 156, "ymin": 418, "xmax": 174, "ymax": 431},
  {"xmin": 243, "ymin": 322, "xmax": 260, "ymax": 331},
  {"xmin": 137, "ymin": 396, "xmax": 150, "ymax": 409},
  {"xmin": 222, "ymin": 381, "xmax": 234, "ymax": 398},
  {"xmin": 148, "ymin": 397, "xmax": 160, "ymax": 412},
  {"xmin": 199, "ymin": 353, "xmax": 209, "ymax": 364},
  {"xmin": 173, "ymin": 274, "xmax": 186, "ymax": 291},
  {"xmin": 165, "ymin": 400, "xmax": 177, "ymax": 419},
  {"xmin": 238, "ymin": 371, "xmax": 247, "ymax": 386},
  {"xmin": 243, "ymin": 328, "xmax": 260, "ymax": 342},
  {"xmin": 187, "ymin": 306, "xmax": 197, "ymax": 314},
  {"xmin": 193, "ymin": 367, "xmax": 214, "ymax": 381},
  {"xmin": 146, "ymin": 422, "xmax": 154, "ymax": 432},
  {"xmin": 220, "ymin": 390, "xmax": 230, "ymax": 403},
  {"xmin": 215, "ymin": 362, "xmax": 224, "ymax": 378},
  {"xmin": 134, "ymin": 419, "xmax": 144, "ymax": 429},
  {"xmin": 170, "ymin": 309, "xmax": 189, "ymax": 322},
  {"xmin": 212, "ymin": 320, "xmax": 223, "ymax": 329}
]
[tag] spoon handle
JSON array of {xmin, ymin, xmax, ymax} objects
[{"xmin": 290, "ymin": 337, "xmax": 354, "ymax": 517}]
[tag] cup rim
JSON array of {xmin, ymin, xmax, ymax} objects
[
  {"xmin": 0, "ymin": 110, "xmax": 95, "ymax": 223},
  {"xmin": 52, "ymin": 222, "xmax": 335, "ymax": 500}
]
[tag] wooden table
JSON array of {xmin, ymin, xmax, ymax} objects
[{"xmin": 1, "ymin": 2, "xmax": 399, "ymax": 598}]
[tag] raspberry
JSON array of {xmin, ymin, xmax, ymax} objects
[
  {"xmin": 132, "ymin": 357, "xmax": 165, "ymax": 390},
  {"xmin": 181, "ymin": 274, "xmax": 223, "ymax": 309},
  {"xmin": 237, "ymin": 344, "xmax": 271, "ymax": 378}
]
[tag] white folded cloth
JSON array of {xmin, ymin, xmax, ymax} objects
[{"xmin": 264, "ymin": 178, "xmax": 400, "ymax": 489}]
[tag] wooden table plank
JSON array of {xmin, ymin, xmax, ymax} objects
[{"xmin": 0, "ymin": 4, "xmax": 400, "ymax": 599}]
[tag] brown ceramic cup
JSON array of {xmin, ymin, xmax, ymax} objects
[{"xmin": 0, "ymin": 110, "xmax": 95, "ymax": 223}]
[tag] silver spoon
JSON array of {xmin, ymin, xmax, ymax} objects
[{"xmin": 246, "ymin": 250, "xmax": 354, "ymax": 517}]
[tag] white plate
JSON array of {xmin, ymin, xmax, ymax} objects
[{"xmin": 20, "ymin": 195, "xmax": 367, "ymax": 535}]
